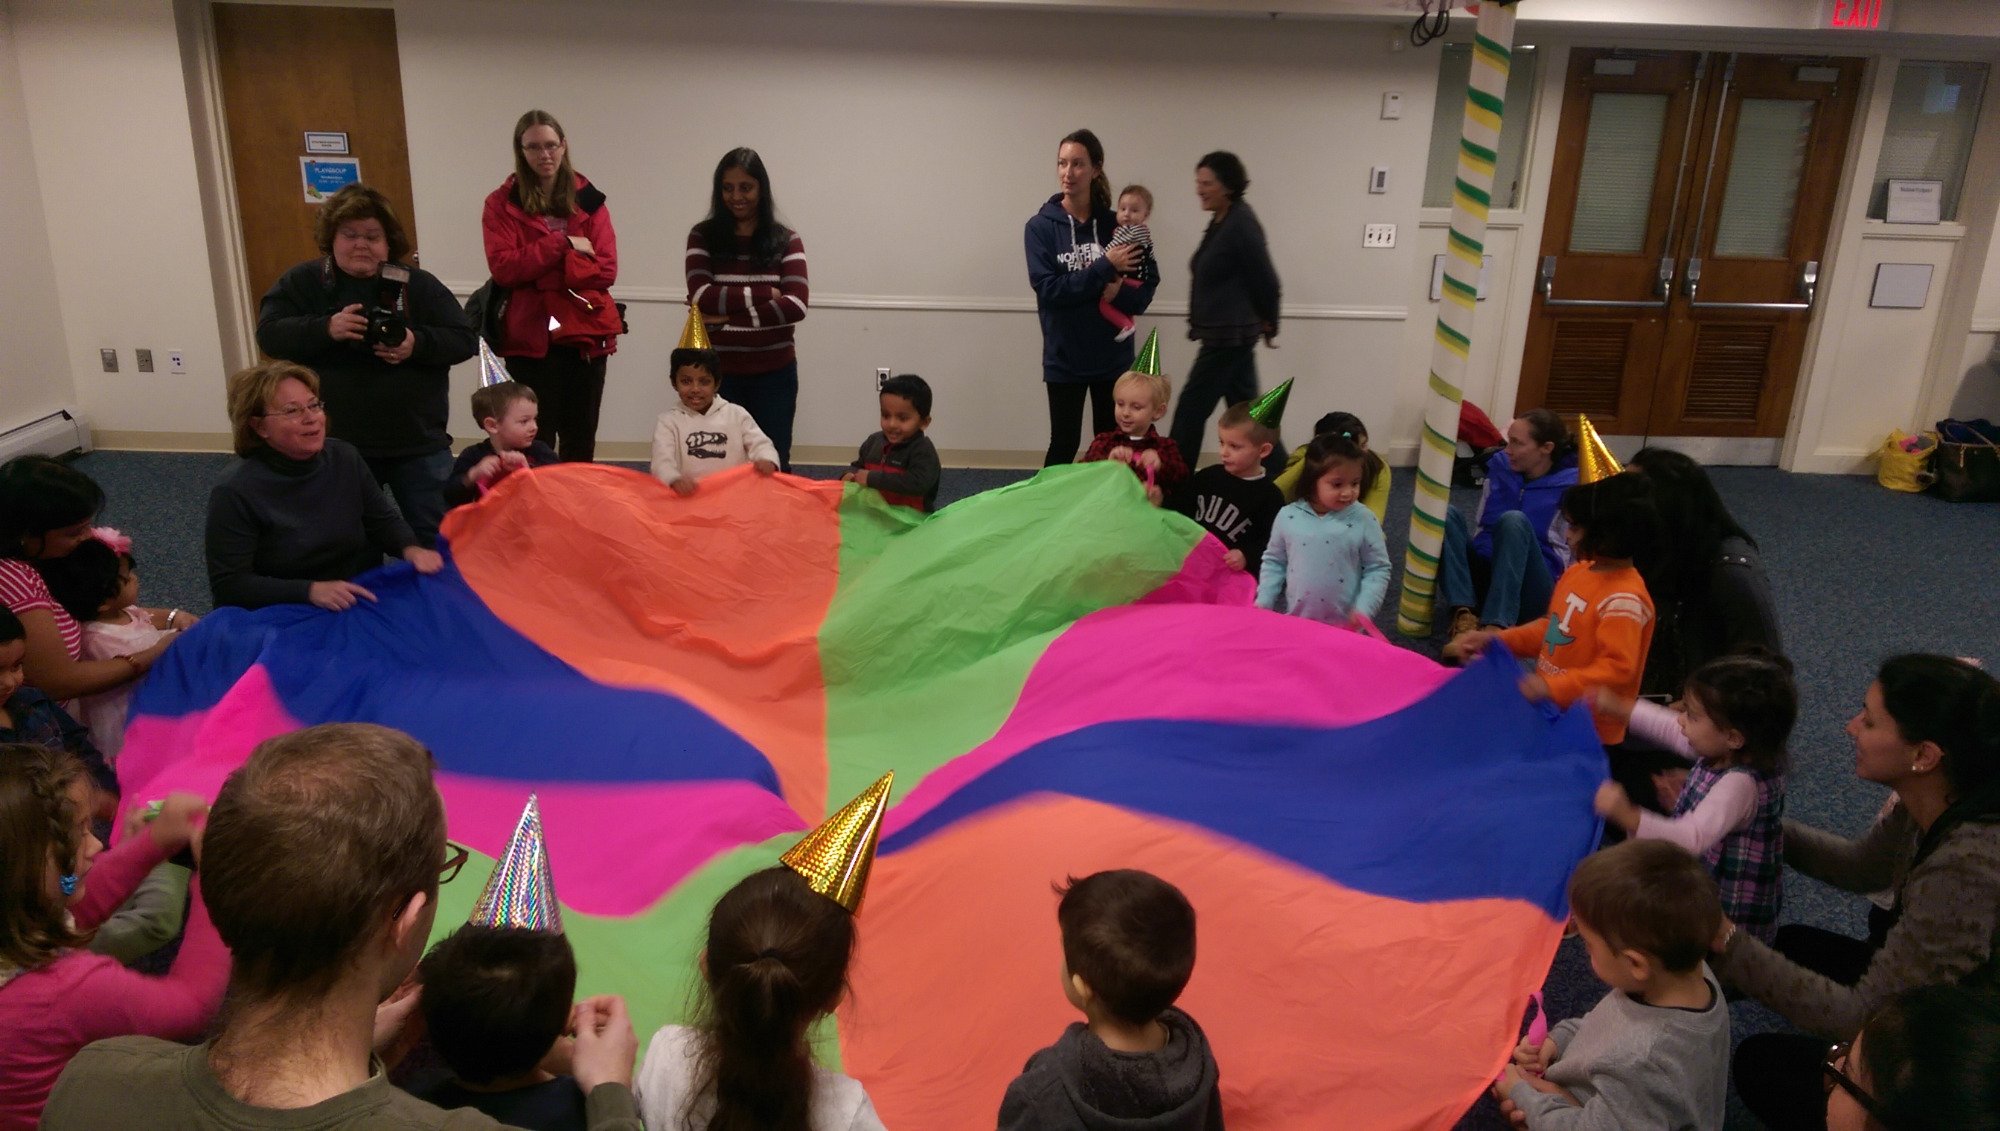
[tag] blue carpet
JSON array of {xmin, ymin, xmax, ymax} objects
[{"xmin": 71, "ymin": 451, "xmax": 1998, "ymax": 1129}]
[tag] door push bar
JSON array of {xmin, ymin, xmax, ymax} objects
[
  {"xmin": 1536, "ymin": 255, "xmax": 1673, "ymax": 309},
  {"xmin": 1685, "ymin": 258, "xmax": 1819, "ymax": 311}
]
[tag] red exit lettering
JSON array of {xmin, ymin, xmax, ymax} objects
[{"xmin": 1829, "ymin": 0, "xmax": 1884, "ymax": 29}]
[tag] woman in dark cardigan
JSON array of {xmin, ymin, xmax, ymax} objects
[
  {"xmin": 1169, "ymin": 150, "xmax": 1282, "ymax": 469},
  {"xmin": 205, "ymin": 361, "xmax": 441, "ymax": 611}
]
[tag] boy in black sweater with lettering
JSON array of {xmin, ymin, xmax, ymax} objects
[
  {"xmin": 844, "ymin": 374, "xmax": 942, "ymax": 513},
  {"xmin": 1175, "ymin": 403, "xmax": 1283, "ymax": 577}
]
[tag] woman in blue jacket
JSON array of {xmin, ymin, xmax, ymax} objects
[
  {"xmin": 1025, "ymin": 129, "xmax": 1156, "ymax": 466},
  {"xmin": 1437, "ymin": 408, "xmax": 1579, "ymax": 636}
]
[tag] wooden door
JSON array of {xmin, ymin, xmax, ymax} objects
[
  {"xmin": 1518, "ymin": 49, "xmax": 1863, "ymax": 441},
  {"xmin": 212, "ymin": 4, "xmax": 416, "ymax": 323}
]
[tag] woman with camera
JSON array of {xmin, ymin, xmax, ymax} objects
[
  {"xmin": 256, "ymin": 184, "xmax": 476, "ymax": 548},
  {"xmin": 483, "ymin": 109, "xmax": 621, "ymax": 464}
]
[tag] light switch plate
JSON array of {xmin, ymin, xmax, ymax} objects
[
  {"xmin": 99, "ymin": 349, "xmax": 118, "ymax": 373},
  {"xmin": 1382, "ymin": 91, "xmax": 1404, "ymax": 120},
  {"xmin": 1364, "ymin": 224, "xmax": 1398, "ymax": 248}
]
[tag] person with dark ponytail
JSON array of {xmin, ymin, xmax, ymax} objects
[
  {"xmin": 1437, "ymin": 408, "xmax": 1580, "ymax": 638},
  {"xmin": 1027, "ymin": 129, "xmax": 1157, "ymax": 467},
  {"xmin": 633, "ymin": 867, "xmax": 885, "ymax": 1131},
  {"xmin": 1723, "ymin": 655, "xmax": 2000, "ymax": 1128}
]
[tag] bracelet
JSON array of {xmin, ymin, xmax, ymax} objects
[{"xmin": 167, "ymin": 608, "xmax": 183, "ymax": 629}]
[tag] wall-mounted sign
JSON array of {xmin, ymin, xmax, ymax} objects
[
  {"xmin": 1827, "ymin": 0, "xmax": 1886, "ymax": 29},
  {"xmin": 1885, "ymin": 179, "xmax": 1944, "ymax": 225},
  {"xmin": 301, "ymin": 157, "xmax": 361, "ymax": 204},
  {"xmin": 1870, "ymin": 263, "xmax": 1934, "ymax": 309},
  {"xmin": 303, "ymin": 131, "xmax": 349, "ymax": 155}
]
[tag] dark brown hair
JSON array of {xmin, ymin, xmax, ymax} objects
[
  {"xmin": 1683, "ymin": 651, "xmax": 1796, "ymax": 775},
  {"xmin": 419, "ymin": 925, "xmax": 577, "ymax": 1085},
  {"xmin": 470, "ymin": 381, "xmax": 536, "ymax": 430},
  {"xmin": 1878, "ymin": 654, "xmax": 2000, "ymax": 804},
  {"xmin": 692, "ymin": 867, "xmax": 855, "ymax": 1131},
  {"xmin": 1560, "ymin": 472, "xmax": 1659, "ymax": 562},
  {"xmin": 511, "ymin": 109, "xmax": 577, "ymax": 217},
  {"xmin": 1568, "ymin": 840, "xmax": 1720, "ymax": 974},
  {"xmin": 1517, "ymin": 408, "xmax": 1576, "ymax": 465},
  {"xmin": 1293, "ymin": 433, "xmax": 1378, "ymax": 504},
  {"xmin": 1059, "ymin": 129, "xmax": 1112, "ymax": 214},
  {"xmin": 0, "ymin": 456, "xmax": 105, "ymax": 560},
  {"xmin": 1057, "ymin": 869, "xmax": 1196, "ymax": 1025},
  {"xmin": 1117, "ymin": 184, "xmax": 1154, "ymax": 212},
  {"xmin": 0, "ymin": 744, "xmax": 91, "ymax": 970},
  {"xmin": 225, "ymin": 361, "xmax": 322, "ymax": 458},
  {"xmin": 313, "ymin": 184, "xmax": 412, "ymax": 262},
  {"xmin": 202, "ymin": 723, "xmax": 444, "ymax": 1003}
]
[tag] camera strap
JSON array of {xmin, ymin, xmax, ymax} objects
[{"xmin": 320, "ymin": 256, "xmax": 408, "ymax": 314}]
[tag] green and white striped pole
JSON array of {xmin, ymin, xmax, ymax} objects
[{"xmin": 1398, "ymin": 0, "xmax": 1517, "ymax": 637}]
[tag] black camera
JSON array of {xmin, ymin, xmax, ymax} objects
[{"xmin": 363, "ymin": 263, "xmax": 411, "ymax": 348}]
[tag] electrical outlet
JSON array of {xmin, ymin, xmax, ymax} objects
[
  {"xmin": 100, "ymin": 349, "xmax": 118, "ymax": 373},
  {"xmin": 1364, "ymin": 224, "xmax": 1398, "ymax": 249},
  {"xmin": 875, "ymin": 367, "xmax": 890, "ymax": 391},
  {"xmin": 168, "ymin": 351, "xmax": 186, "ymax": 374},
  {"xmin": 136, "ymin": 349, "xmax": 154, "ymax": 373},
  {"xmin": 1382, "ymin": 91, "xmax": 1404, "ymax": 120}
]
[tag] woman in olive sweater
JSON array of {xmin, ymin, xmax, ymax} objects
[{"xmin": 1724, "ymin": 655, "xmax": 2000, "ymax": 1126}]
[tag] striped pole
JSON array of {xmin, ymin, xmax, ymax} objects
[{"xmin": 1397, "ymin": 1, "xmax": 1517, "ymax": 636}]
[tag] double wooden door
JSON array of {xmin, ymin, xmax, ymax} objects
[{"xmin": 1518, "ymin": 49, "xmax": 1864, "ymax": 439}]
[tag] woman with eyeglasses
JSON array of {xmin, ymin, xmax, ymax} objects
[
  {"xmin": 0, "ymin": 457, "xmax": 182, "ymax": 701},
  {"xmin": 1818, "ymin": 986, "xmax": 2000, "ymax": 1131},
  {"xmin": 1718, "ymin": 655, "xmax": 2000, "ymax": 1128},
  {"xmin": 483, "ymin": 109, "xmax": 621, "ymax": 464},
  {"xmin": 256, "ymin": 184, "xmax": 477, "ymax": 550},
  {"xmin": 205, "ymin": 361, "xmax": 442, "ymax": 611}
]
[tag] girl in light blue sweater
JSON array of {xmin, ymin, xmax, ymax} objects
[{"xmin": 1257, "ymin": 434, "xmax": 1392, "ymax": 628}]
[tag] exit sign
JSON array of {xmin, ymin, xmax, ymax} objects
[{"xmin": 1828, "ymin": 0, "xmax": 1886, "ymax": 28}]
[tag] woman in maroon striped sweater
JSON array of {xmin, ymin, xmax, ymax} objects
[{"xmin": 685, "ymin": 148, "xmax": 810, "ymax": 471}]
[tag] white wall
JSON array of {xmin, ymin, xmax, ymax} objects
[
  {"xmin": 1943, "ymin": 190, "xmax": 2000, "ymax": 423},
  {"xmin": 10, "ymin": 0, "xmax": 229, "ymax": 441},
  {"xmin": 397, "ymin": 0, "xmax": 1445, "ymax": 462},
  {"xmin": 0, "ymin": 3, "xmax": 75, "ymax": 433}
]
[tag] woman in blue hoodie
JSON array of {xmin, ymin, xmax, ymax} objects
[
  {"xmin": 1026, "ymin": 129, "xmax": 1157, "ymax": 467},
  {"xmin": 1437, "ymin": 408, "xmax": 1580, "ymax": 636}
]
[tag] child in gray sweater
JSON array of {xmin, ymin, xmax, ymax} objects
[{"xmin": 1498, "ymin": 841, "xmax": 1730, "ymax": 1131}]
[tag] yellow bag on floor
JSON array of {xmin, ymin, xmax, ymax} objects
[{"xmin": 1873, "ymin": 430, "xmax": 1936, "ymax": 492}]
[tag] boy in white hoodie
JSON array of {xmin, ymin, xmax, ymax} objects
[{"xmin": 650, "ymin": 347, "xmax": 779, "ymax": 495}]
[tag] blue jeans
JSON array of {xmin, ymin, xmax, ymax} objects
[
  {"xmin": 720, "ymin": 361, "xmax": 799, "ymax": 472},
  {"xmin": 365, "ymin": 448, "xmax": 454, "ymax": 549},
  {"xmin": 1438, "ymin": 507, "xmax": 1554, "ymax": 627}
]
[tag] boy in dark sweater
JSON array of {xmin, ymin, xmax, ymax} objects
[
  {"xmin": 444, "ymin": 381, "xmax": 559, "ymax": 509},
  {"xmin": 1081, "ymin": 369, "xmax": 1188, "ymax": 506},
  {"xmin": 1176, "ymin": 403, "xmax": 1283, "ymax": 576},
  {"xmin": 407, "ymin": 924, "xmax": 588, "ymax": 1131},
  {"xmin": 998, "ymin": 870, "xmax": 1224, "ymax": 1131},
  {"xmin": 844, "ymin": 374, "xmax": 942, "ymax": 512}
]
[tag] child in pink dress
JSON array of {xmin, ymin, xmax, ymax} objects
[{"xmin": 35, "ymin": 531, "xmax": 192, "ymax": 760}]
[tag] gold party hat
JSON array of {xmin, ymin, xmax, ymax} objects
[
  {"xmin": 468, "ymin": 794, "xmax": 563, "ymax": 933},
  {"xmin": 1575, "ymin": 414, "xmax": 1624, "ymax": 484},
  {"xmin": 677, "ymin": 304, "xmax": 712, "ymax": 351},
  {"xmin": 1132, "ymin": 328, "xmax": 1162, "ymax": 377},
  {"xmin": 1246, "ymin": 378, "xmax": 1293, "ymax": 429},
  {"xmin": 476, "ymin": 338, "xmax": 513, "ymax": 388},
  {"xmin": 780, "ymin": 771, "xmax": 892, "ymax": 913}
]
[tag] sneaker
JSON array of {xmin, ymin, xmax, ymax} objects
[{"xmin": 1447, "ymin": 607, "xmax": 1479, "ymax": 639}]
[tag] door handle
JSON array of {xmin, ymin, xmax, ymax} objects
[
  {"xmin": 1537, "ymin": 255, "xmax": 1671, "ymax": 309},
  {"xmin": 1685, "ymin": 258, "xmax": 1820, "ymax": 311}
]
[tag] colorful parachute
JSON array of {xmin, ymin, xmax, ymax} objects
[{"xmin": 118, "ymin": 463, "xmax": 1603, "ymax": 1130}]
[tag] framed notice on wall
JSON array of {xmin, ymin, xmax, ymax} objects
[
  {"xmin": 300, "ymin": 157, "xmax": 361, "ymax": 204},
  {"xmin": 1885, "ymin": 179, "xmax": 1944, "ymax": 224}
]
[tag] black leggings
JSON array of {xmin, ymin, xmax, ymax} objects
[
  {"xmin": 1732, "ymin": 922, "xmax": 1886, "ymax": 1131},
  {"xmin": 1044, "ymin": 380, "xmax": 1115, "ymax": 467},
  {"xmin": 506, "ymin": 346, "xmax": 607, "ymax": 463}
]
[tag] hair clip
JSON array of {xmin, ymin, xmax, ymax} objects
[{"xmin": 59, "ymin": 873, "xmax": 78, "ymax": 897}]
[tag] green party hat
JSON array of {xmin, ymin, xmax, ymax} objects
[
  {"xmin": 1246, "ymin": 378, "xmax": 1293, "ymax": 428},
  {"xmin": 1132, "ymin": 329, "xmax": 1162, "ymax": 377}
]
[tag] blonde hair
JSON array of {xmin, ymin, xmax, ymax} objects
[
  {"xmin": 226, "ymin": 361, "xmax": 321, "ymax": 457},
  {"xmin": 1115, "ymin": 370, "xmax": 1171, "ymax": 412}
]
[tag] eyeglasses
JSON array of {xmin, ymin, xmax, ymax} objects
[
  {"xmin": 1823, "ymin": 1041, "xmax": 1885, "ymax": 1118},
  {"xmin": 439, "ymin": 841, "xmax": 470, "ymax": 884},
  {"xmin": 521, "ymin": 141, "xmax": 564, "ymax": 154},
  {"xmin": 259, "ymin": 400, "xmax": 326, "ymax": 420}
]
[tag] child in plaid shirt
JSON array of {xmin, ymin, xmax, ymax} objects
[
  {"xmin": 1594, "ymin": 651, "xmax": 1796, "ymax": 941},
  {"xmin": 1099, "ymin": 185, "xmax": 1158, "ymax": 343}
]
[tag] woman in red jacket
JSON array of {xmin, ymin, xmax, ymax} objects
[{"xmin": 482, "ymin": 110, "xmax": 620, "ymax": 462}]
